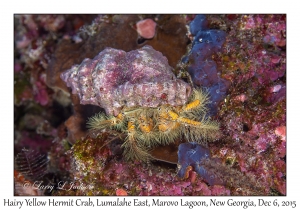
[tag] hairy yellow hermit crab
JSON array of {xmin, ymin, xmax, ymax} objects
[{"xmin": 87, "ymin": 89, "xmax": 219, "ymax": 161}]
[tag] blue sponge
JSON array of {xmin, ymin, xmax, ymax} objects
[
  {"xmin": 187, "ymin": 15, "xmax": 228, "ymax": 115},
  {"xmin": 189, "ymin": 14, "xmax": 208, "ymax": 36},
  {"xmin": 177, "ymin": 142, "xmax": 224, "ymax": 185}
]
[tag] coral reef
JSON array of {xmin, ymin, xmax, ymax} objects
[
  {"xmin": 61, "ymin": 45, "xmax": 192, "ymax": 116},
  {"xmin": 54, "ymin": 136, "xmax": 231, "ymax": 196},
  {"xmin": 14, "ymin": 14, "xmax": 286, "ymax": 196}
]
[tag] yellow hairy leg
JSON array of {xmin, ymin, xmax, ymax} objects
[
  {"xmin": 122, "ymin": 130, "xmax": 151, "ymax": 161},
  {"xmin": 181, "ymin": 117, "xmax": 220, "ymax": 143},
  {"xmin": 167, "ymin": 109, "xmax": 179, "ymax": 121},
  {"xmin": 122, "ymin": 133, "xmax": 151, "ymax": 161},
  {"xmin": 178, "ymin": 117, "xmax": 202, "ymax": 126},
  {"xmin": 180, "ymin": 89, "xmax": 209, "ymax": 116},
  {"xmin": 182, "ymin": 99, "xmax": 201, "ymax": 112},
  {"xmin": 122, "ymin": 119, "xmax": 151, "ymax": 160}
]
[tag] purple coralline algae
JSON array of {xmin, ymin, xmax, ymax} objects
[
  {"xmin": 214, "ymin": 14, "xmax": 286, "ymax": 195},
  {"xmin": 186, "ymin": 14, "xmax": 229, "ymax": 115},
  {"xmin": 61, "ymin": 45, "xmax": 192, "ymax": 116}
]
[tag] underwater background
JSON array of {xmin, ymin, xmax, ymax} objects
[{"xmin": 14, "ymin": 14, "xmax": 286, "ymax": 196}]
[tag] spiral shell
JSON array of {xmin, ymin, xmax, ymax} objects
[{"xmin": 61, "ymin": 45, "xmax": 192, "ymax": 116}]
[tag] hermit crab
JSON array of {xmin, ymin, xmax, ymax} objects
[{"xmin": 60, "ymin": 45, "xmax": 219, "ymax": 161}]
